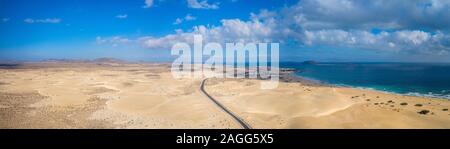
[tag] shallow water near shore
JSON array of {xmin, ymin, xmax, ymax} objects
[{"xmin": 282, "ymin": 62, "xmax": 450, "ymax": 99}]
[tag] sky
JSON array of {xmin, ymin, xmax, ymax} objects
[{"xmin": 0, "ymin": 0, "xmax": 450, "ymax": 62}]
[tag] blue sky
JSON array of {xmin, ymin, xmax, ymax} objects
[{"xmin": 1, "ymin": 0, "xmax": 450, "ymax": 62}]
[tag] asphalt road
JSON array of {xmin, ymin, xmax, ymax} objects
[{"xmin": 200, "ymin": 78, "xmax": 252, "ymax": 129}]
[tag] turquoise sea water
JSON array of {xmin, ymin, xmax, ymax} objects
[{"xmin": 281, "ymin": 62, "xmax": 450, "ymax": 99}]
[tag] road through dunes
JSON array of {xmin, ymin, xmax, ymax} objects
[{"xmin": 200, "ymin": 78, "xmax": 252, "ymax": 129}]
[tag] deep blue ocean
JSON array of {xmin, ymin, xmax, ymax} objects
[{"xmin": 281, "ymin": 62, "xmax": 450, "ymax": 99}]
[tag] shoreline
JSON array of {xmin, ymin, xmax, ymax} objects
[
  {"xmin": 2, "ymin": 61, "xmax": 449, "ymax": 100},
  {"xmin": 279, "ymin": 68, "xmax": 326, "ymax": 86},
  {"xmin": 207, "ymin": 71, "xmax": 450, "ymax": 128},
  {"xmin": 1, "ymin": 62, "xmax": 449, "ymax": 128},
  {"xmin": 281, "ymin": 67, "xmax": 450, "ymax": 101}
]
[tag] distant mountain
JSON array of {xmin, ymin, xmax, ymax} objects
[
  {"xmin": 92, "ymin": 57, "xmax": 125, "ymax": 63},
  {"xmin": 42, "ymin": 58, "xmax": 89, "ymax": 63},
  {"xmin": 41, "ymin": 58, "xmax": 126, "ymax": 64}
]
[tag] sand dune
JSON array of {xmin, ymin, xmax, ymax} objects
[
  {"xmin": 0, "ymin": 63, "xmax": 239, "ymax": 128},
  {"xmin": 0, "ymin": 62, "xmax": 449, "ymax": 128},
  {"xmin": 205, "ymin": 78, "xmax": 450, "ymax": 128}
]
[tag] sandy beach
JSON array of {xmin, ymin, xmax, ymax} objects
[{"xmin": 0, "ymin": 61, "xmax": 449, "ymax": 128}]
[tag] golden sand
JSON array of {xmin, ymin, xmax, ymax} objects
[
  {"xmin": 206, "ymin": 78, "xmax": 450, "ymax": 128},
  {"xmin": 0, "ymin": 62, "xmax": 449, "ymax": 128}
]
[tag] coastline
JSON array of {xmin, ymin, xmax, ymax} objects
[
  {"xmin": 279, "ymin": 68, "xmax": 327, "ymax": 87},
  {"xmin": 204, "ymin": 66, "xmax": 450, "ymax": 128},
  {"xmin": 1, "ymin": 62, "xmax": 449, "ymax": 128},
  {"xmin": 282, "ymin": 67, "xmax": 450, "ymax": 100}
]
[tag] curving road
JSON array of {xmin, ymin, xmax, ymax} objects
[{"xmin": 200, "ymin": 78, "xmax": 252, "ymax": 129}]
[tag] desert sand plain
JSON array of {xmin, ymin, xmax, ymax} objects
[{"xmin": 0, "ymin": 61, "xmax": 449, "ymax": 128}]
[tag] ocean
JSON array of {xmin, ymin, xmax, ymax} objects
[{"xmin": 281, "ymin": 62, "xmax": 450, "ymax": 99}]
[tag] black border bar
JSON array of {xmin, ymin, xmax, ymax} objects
[{"xmin": 1, "ymin": 129, "xmax": 449, "ymax": 147}]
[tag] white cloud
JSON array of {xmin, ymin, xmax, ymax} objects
[
  {"xmin": 109, "ymin": 0, "xmax": 450, "ymax": 57},
  {"xmin": 394, "ymin": 30, "xmax": 430, "ymax": 45},
  {"xmin": 273, "ymin": 0, "xmax": 450, "ymax": 55},
  {"xmin": 24, "ymin": 18, "xmax": 34, "ymax": 23},
  {"xmin": 2, "ymin": 18, "xmax": 9, "ymax": 22},
  {"xmin": 187, "ymin": 0, "xmax": 219, "ymax": 9},
  {"xmin": 142, "ymin": 16, "xmax": 275, "ymax": 49},
  {"xmin": 285, "ymin": 0, "xmax": 450, "ymax": 30},
  {"xmin": 143, "ymin": 0, "xmax": 154, "ymax": 8},
  {"xmin": 135, "ymin": 5, "xmax": 450, "ymax": 56},
  {"xmin": 116, "ymin": 14, "xmax": 128, "ymax": 19},
  {"xmin": 173, "ymin": 14, "xmax": 197, "ymax": 25},
  {"xmin": 96, "ymin": 36, "xmax": 131, "ymax": 47},
  {"xmin": 173, "ymin": 18, "xmax": 183, "ymax": 25},
  {"xmin": 184, "ymin": 14, "xmax": 196, "ymax": 21},
  {"xmin": 302, "ymin": 29, "xmax": 450, "ymax": 54},
  {"xmin": 24, "ymin": 18, "xmax": 61, "ymax": 24}
]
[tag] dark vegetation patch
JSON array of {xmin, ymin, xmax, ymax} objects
[{"xmin": 417, "ymin": 110, "xmax": 430, "ymax": 115}]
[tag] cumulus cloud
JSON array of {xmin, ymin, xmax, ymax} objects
[
  {"xmin": 124, "ymin": 0, "xmax": 450, "ymax": 57},
  {"xmin": 272, "ymin": 0, "xmax": 450, "ymax": 55},
  {"xmin": 24, "ymin": 18, "xmax": 61, "ymax": 24},
  {"xmin": 116, "ymin": 14, "xmax": 128, "ymax": 19},
  {"xmin": 302, "ymin": 29, "xmax": 450, "ymax": 54},
  {"xmin": 143, "ymin": 0, "xmax": 154, "ymax": 8},
  {"xmin": 285, "ymin": 0, "xmax": 450, "ymax": 30},
  {"xmin": 187, "ymin": 0, "xmax": 219, "ymax": 9},
  {"xmin": 142, "ymin": 16, "xmax": 275, "ymax": 49}
]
